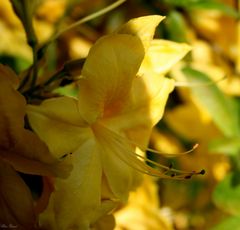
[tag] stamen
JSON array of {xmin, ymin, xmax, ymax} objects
[
  {"xmin": 95, "ymin": 124, "xmax": 205, "ymax": 180},
  {"xmin": 128, "ymin": 139, "xmax": 199, "ymax": 157},
  {"xmin": 118, "ymin": 145, "xmax": 203, "ymax": 179},
  {"xmin": 144, "ymin": 143, "xmax": 199, "ymax": 157},
  {"xmin": 174, "ymin": 75, "xmax": 227, "ymax": 87},
  {"xmin": 134, "ymin": 152, "xmax": 204, "ymax": 179}
]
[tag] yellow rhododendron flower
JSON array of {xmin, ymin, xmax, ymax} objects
[
  {"xmin": 27, "ymin": 15, "xmax": 191, "ymax": 229},
  {"xmin": 0, "ymin": 64, "xmax": 71, "ymax": 178},
  {"xmin": 114, "ymin": 176, "xmax": 173, "ymax": 230},
  {"xmin": 0, "ymin": 64, "xmax": 72, "ymax": 228}
]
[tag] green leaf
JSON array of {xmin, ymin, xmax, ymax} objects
[
  {"xmin": 209, "ymin": 137, "xmax": 240, "ymax": 155},
  {"xmin": 213, "ymin": 173, "xmax": 240, "ymax": 215},
  {"xmin": 53, "ymin": 84, "xmax": 79, "ymax": 98},
  {"xmin": 164, "ymin": 11, "xmax": 188, "ymax": 42},
  {"xmin": 182, "ymin": 67, "xmax": 239, "ymax": 138},
  {"xmin": 0, "ymin": 55, "xmax": 31, "ymax": 74},
  {"xmin": 162, "ymin": 0, "xmax": 239, "ymax": 18},
  {"xmin": 187, "ymin": 1, "xmax": 239, "ymax": 18},
  {"xmin": 211, "ymin": 216, "xmax": 240, "ymax": 230}
]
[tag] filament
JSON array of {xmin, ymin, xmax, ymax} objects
[
  {"xmin": 94, "ymin": 123, "xmax": 205, "ymax": 180},
  {"xmin": 140, "ymin": 143, "xmax": 198, "ymax": 157}
]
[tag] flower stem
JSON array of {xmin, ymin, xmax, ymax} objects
[
  {"xmin": 30, "ymin": 42, "xmax": 38, "ymax": 88},
  {"xmin": 50, "ymin": 0, "xmax": 126, "ymax": 42}
]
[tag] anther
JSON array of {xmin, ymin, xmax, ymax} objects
[{"xmin": 184, "ymin": 175, "xmax": 192, "ymax": 179}]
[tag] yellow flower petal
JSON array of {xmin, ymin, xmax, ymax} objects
[
  {"xmin": 0, "ymin": 160, "xmax": 36, "ymax": 227},
  {"xmin": 115, "ymin": 176, "xmax": 173, "ymax": 230},
  {"xmin": 139, "ymin": 39, "xmax": 191, "ymax": 75},
  {"xmin": 93, "ymin": 123, "xmax": 142, "ymax": 201},
  {"xmin": 40, "ymin": 139, "xmax": 116, "ymax": 229},
  {"xmin": 0, "ymin": 65, "xmax": 71, "ymax": 178},
  {"xmin": 131, "ymin": 73, "xmax": 175, "ymax": 127},
  {"xmin": 93, "ymin": 214, "xmax": 116, "ymax": 230},
  {"xmin": 116, "ymin": 15, "xmax": 165, "ymax": 51},
  {"xmin": 102, "ymin": 74, "xmax": 174, "ymax": 137},
  {"xmin": 99, "ymin": 47, "xmax": 176, "ymax": 150},
  {"xmin": 78, "ymin": 34, "xmax": 144, "ymax": 124},
  {"xmin": 27, "ymin": 97, "xmax": 93, "ymax": 158},
  {"xmin": 0, "ymin": 150, "xmax": 71, "ymax": 178},
  {"xmin": 165, "ymin": 103, "xmax": 220, "ymax": 141},
  {"xmin": 0, "ymin": 64, "xmax": 19, "ymax": 88}
]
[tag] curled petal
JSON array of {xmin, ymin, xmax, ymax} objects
[
  {"xmin": 116, "ymin": 15, "xmax": 165, "ymax": 52},
  {"xmin": 139, "ymin": 39, "xmax": 191, "ymax": 75}
]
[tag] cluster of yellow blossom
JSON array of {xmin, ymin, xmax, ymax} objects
[{"xmin": 0, "ymin": 1, "xmax": 197, "ymax": 229}]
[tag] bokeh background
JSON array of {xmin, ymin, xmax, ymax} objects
[{"xmin": 0, "ymin": 0, "xmax": 240, "ymax": 229}]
